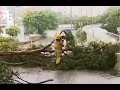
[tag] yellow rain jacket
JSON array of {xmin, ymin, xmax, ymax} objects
[{"xmin": 54, "ymin": 40, "xmax": 64, "ymax": 64}]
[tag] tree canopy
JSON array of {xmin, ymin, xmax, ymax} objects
[
  {"xmin": 100, "ymin": 7, "xmax": 120, "ymax": 34},
  {"xmin": 23, "ymin": 11, "xmax": 59, "ymax": 34}
]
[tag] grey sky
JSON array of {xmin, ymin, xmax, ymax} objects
[
  {"xmin": 23, "ymin": 6, "xmax": 111, "ymax": 16},
  {"xmin": 49, "ymin": 6, "xmax": 110, "ymax": 16}
]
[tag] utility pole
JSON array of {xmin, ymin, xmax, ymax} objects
[
  {"xmin": 70, "ymin": 6, "xmax": 72, "ymax": 30},
  {"xmin": 13, "ymin": 7, "xmax": 16, "ymax": 26},
  {"xmin": 91, "ymin": 8, "xmax": 94, "ymax": 40},
  {"xmin": 80, "ymin": 7, "xmax": 82, "ymax": 28}
]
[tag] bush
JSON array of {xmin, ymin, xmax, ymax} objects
[
  {"xmin": 0, "ymin": 37, "xmax": 19, "ymax": 51},
  {"xmin": 6, "ymin": 26, "xmax": 20, "ymax": 36},
  {"xmin": 76, "ymin": 28, "xmax": 87, "ymax": 44},
  {"xmin": 65, "ymin": 30, "xmax": 76, "ymax": 49},
  {"xmin": 0, "ymin": 62, "xmax": 14, "ymax": 84},
  {"xmin": 101, "ymin": 24, "xmax": 118, "ymax": 34},
  {"xmin": 0, "ymin": 42, "xmax": 18, "ymax": 51},
  {"xmin": 0, "ymin": 37, "xmax": 18, "ymax": 43}
]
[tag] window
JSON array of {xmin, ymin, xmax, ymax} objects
[{"xmin": 9, "ymin": 11, "xmax": 11, "ymax": 14}]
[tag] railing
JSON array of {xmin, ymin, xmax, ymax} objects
[
  {"xmin": 106, "ymin": 32, "xmax": 119, "ymax": 40},
  {"xmin": 17, "ymin": 35, "xmax": 43, "ymax": 46},
  {"xmin": 17, "ymin": 38, "xmax": 41, "ymax": 46}
]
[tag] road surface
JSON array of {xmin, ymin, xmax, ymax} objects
[
  {"xmin": 82, "ymin": 24, "xmax": 117, "ymax": 43},
  {"xmin": 44, "ymin": 24, "xmax": 117, "ymax": 44},
  {"xmin": 12, "ymin": 67, "xmax": 120, "ymax": 84}
]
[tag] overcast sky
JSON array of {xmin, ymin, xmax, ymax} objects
[
  {"xmin": 23, "ymin": 6, "xmax": 111, "ymax": 16},
  {"xmin": 49, "ymin": 6, "xmax": 110, "ymax": 16}
]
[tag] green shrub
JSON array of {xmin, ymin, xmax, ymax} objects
[
  {"xmin": 6, "ymin": 26, "xmax": 20, "ymax": 36},
  {"xmin": 65, "ymin": 30, "xmax": 76, "ymax": 49},
  {"xmin": 0, "ymin": 62, "xmax": 14, "ymax": 84},
  {"xmin": 0, "ymin": 37, "xmax": 18, "ymax": 51},
  {"xmin": 0, "ymin": 37, "xmax": 18, "ymax": 43},
  {"xmin": 76, "ymin": 28, "xmax": 87, "ymax": 44},
  {"xmin": 0, "ymin": 42, "xmax": 18, "ymax": 51}
]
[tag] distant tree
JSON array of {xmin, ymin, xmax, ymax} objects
[
  {"xmin": 74, "ymin": 16, "xmax": 92, "ymax": 29},
  {"xmin": 23, "ymin": 11, "xmax": 59, "ymax": 35},
  {"xmin": 74, "ymin": 15, "xmax": 103, "ymax": 30},
  {"xmin": 57, "ymin": 12, "xmax": 78, "ymax": 25}
]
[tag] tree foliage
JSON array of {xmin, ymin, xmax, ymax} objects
[
  {"xmin": 74, "ymin": 7, "xmax": 120, "ymax": 34},
  {"xmin": 74, "ymin": 16, "xmax": 102, "ymax": 30},
  {"xmin": 0, "ymin": 62, "xmax": 14, "ymax": 84},
  {"xmin": 65, "ymin": 30, "xmax": 76, "ymax": 49},
  {"xmin": 57, "ymin": 12, "xmax": 78, "ymax": 25},
  {"xmin": 38, "ymin": 41, "xmax": 119, "ymax": 71},
  {"xmin": 0, "ymin": 37, "xmax": 19, "ymax": 51},
  {"xmin": 100, "ymin": 7, "xmax": 120, "ymax": 34},
  {"xmin": 23, "ymin": 11, "xmax": 59, "ymax": 34},
  {"xmin": 6, "ymin": 26, "xmax": 20, "ymax": 36},
  {"xmin": 76, "ymin": 28, "xmax": 87, "ymax": 44}
]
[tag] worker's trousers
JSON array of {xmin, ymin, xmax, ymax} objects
[{"xmin": 55, "ymin": 49, "xmax": 62, "ymax": 64}]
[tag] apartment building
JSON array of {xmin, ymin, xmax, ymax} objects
[{"xmin": 0, "ymin": 6, "xmax": 14, "ymax": 36}]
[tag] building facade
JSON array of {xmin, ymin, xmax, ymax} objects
[{"xmin": 0, "ymin": 6, "xmax": 14, "ymax": 27}]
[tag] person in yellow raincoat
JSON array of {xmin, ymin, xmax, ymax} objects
[{"xmin": 54, "ymin": 34, "xmax": 64, "ymax": 64}]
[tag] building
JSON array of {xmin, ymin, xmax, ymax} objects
[
  {"xmin": 0, "ymin": 6, "xmax": 14, "ymax": 27},
  {"xmin": 0, "ymin": 6, "xmax": 14, "ymax": 37}
]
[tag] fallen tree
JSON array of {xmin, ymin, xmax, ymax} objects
[
  {"xmin": 0, "ymin": 49, "xmax": 72, "ymax": 56},
  {"xmin": 0, "ymin": 30, "xmax": 70, "ymax": 56},
  {"xmin": 0, "ymin": 30, "xmax": 69, "ymax": 84}
]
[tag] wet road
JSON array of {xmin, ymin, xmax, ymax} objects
[
  {"xmin": 11, "ymin": 67, "xmax": 120, "ymax": 84},
  {"xmin": 83, "ymin": 25, "xmax": 117, "ymax": 43},
  {"xmin": 43, "ymin": 24, "xmax": 117, "ymax": 44}
]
